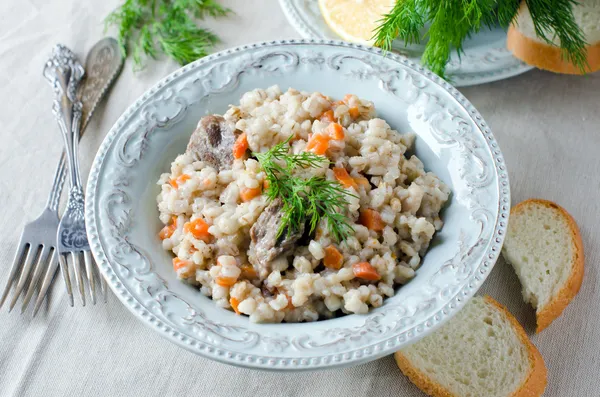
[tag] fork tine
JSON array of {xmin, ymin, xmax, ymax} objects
[
  {"xmin": 58, "ymin": 254, "xmax": 74, "ymax": 307},
  {"xmin": 83, "ymin": 251, "xmax": 96, "ymax": 305},
  {"xmin": 0, "ymin": 243, "xmax": 28, "ymax": 309},
  {"xmin": 71, "ymin": 252, "xmax": 86, "ymax": 306},
  {"xmin": 8, "ymin": 245, "xmax": 40, "ymax": 312},
  {"xmin": 32, "ymin": 249, "xmax": 59, "ymax": 317},
  {"xmin": 21, "ymin": 246, "xmax": 51, "ymax": 313},
  {"xmin": 100, "ymin": 276, "xmax": 108, "ymax": 303}
]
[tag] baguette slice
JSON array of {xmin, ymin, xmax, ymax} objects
[
  {"xmin": 395, "ymin": 296, "xmax": 547, "ymax": 397},
  {"xmin": 502, "ymin": 199, "xmax": 584, "ymax": 333},
  {"xmin": 507, "ymin": 1, "xmax": 600, "ymax": 74}
]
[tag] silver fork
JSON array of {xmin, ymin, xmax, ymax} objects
[
  {"xmin": 0, "ymin": 54, "xmax": 89, "ymax": 314},
  {"xmin": 0, "ymin": 40, "xmax": 121, "ymax": 314},
  {"xmin": 48, "ymin": 45, "xmax": 99, "ymax": 307},
  {"xmin": 0, "ymin": 157, "xmax": 65, "ymax": 313}
]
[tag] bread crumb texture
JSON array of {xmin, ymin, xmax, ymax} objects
[
  {"xmin": 502, "ymin": 199, "xmax": 584, "ymax": 332},
  {"xmin": 395, "ymin": 296, "xmax": 547, "ymax": 397},
  {"xmin": 504, "ymin": 200, "xmax": 575, "ymax": 309}
]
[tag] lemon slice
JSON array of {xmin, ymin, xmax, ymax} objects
[{"xmin": 319, "ymin": 0, "xmax": 395, "ymax": 45}]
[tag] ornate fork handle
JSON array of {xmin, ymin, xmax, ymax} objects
[
  {"xmin": 44, "ymin": 39, "xmax": 124, "ymax": 214},
  {"xmin": 46, "ymin": 154, "xmax": 67, "ymax": 212},
  {"xmin": 44, "ymin": 45, "xmax": 85, "ymax": 196}
]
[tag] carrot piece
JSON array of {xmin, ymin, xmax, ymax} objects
[
  {"xmin": 169, "ymin": 174, "xmax": 191, "ymax": 188},
  {"xmin": 240, "ymin": 264, "xmax": 258, "ymax": 279},
  {"xmin": 215, "ymin": 276, "xmax": 237, "ymax": 287},
  {"xmin": 333, "ymin": 167, "xmax": 358, "ymax": 189},
  {"xmin": 352, "ymin": 262, "xmax": 381, "ymax": 281},
  {"xmin": 232, "ymin": 132, "xmax": 249, "ymax": 159},
  {"xmin": 306, "ymin": 134, "xmax": 330, "ymax": 155},
  {"xmin": 359, "ymin": 209, "xmax": 385, "ymax": 232},
  {"xmin": 173, "ymin": 257, "xmax": 190, "ymax": 271},
  {"xmin": 230, "ymin": 297, "xmax": 241, "ymax": 314},
  {"xmin": 348, "ymin": 107, "xmax": 360, "ymax": 119},
  {"xmin": 327, "ymin": 123, "xmax": 344, "ymax": 140},
  {"xmin": 285, "ymin": 294, "xmax": 294, "ymax": 310},
  {"xmin": 159, "ymin": 224, "xmax": 175, "ymax": 240},
  {"xmin": 159, "ymin": 217, "xmax": 178, "ymax": 240},
  {"xmin": 354, "ymin": 175, "xmax": 370, "ymax": 188},
  {"xmin": 240, "ymin": 186, "xmax": 262, "ymax": 202},
  {"xmin": 184, "ymin": 218, "xmax": 212, "ymax": 242},
  {"xmin": 263, "ymin": 180, "xmax": 270, "ymax": 190},
  {"xmin": 177, "ymin": 174, "xmax": 191, "ymax": 185},
  {"xmin": 320, "ymin": 109, "xmax": 335, "ymax": 123},
  {"xmin": 323, "ymin": 245, "xmax": 344, "ymax": 270}
]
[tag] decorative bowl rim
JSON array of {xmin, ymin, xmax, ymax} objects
[{"xmin": 85, "ymin": 39, "xmax": 510, "ymax": 371}]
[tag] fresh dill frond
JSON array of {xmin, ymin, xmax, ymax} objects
[
  {"xmin": 105, "ymin": 0, "xmax": 230, "ymax": 69},
  {"xmin": 495, "ymin": 0, "xmax": 521, "ymax": 27},
  {"xmin": 373, "ymin": 0, "xmax": 589, "ymax": 79},
  {"xmin": 374, "ymin": 0, "xmax": 426, "ymax": 54},
  {"xmin": 423, "ymin": 0, "xmax": 498, "ymax": 77},
  {"xmin": 253, "ymin": 138, "xmax": 357, "ymax": 243},
  {"xmin": 173, "ymin": 0, "xmax": 230, "ymax": 18},
  {"xmin": 303, "ymin": 177, "xmax": 356, "ymax": 242}
]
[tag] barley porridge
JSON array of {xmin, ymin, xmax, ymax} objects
[{"xmin": 156, "ymin": 86, "xmax": 450, "ymax": 323}]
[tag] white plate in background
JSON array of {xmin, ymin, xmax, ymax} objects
[{"xmin": 279, "ymin": 0, "xmax": 533, "ymax": 86}]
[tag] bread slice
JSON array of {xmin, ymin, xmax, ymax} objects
[
  {"xmin": 507, "ymin": 1, "xmax": 600, "ymax": 74},
  {"xmin": 395, "ymin": 296, "xmax": 547, "ymax": 397},
  {"xmin": 502, "ymin": 199, "xmax": 584, "ymax": 333}
]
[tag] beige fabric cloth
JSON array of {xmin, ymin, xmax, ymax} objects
[{"xmin": 0, "ymin": 0, "xmax": 598, "ymax": 396}]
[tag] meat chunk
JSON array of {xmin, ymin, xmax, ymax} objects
[
  {"xmin": 248, "ymin": 198, "xmax": 305, "ymax": 279},
  {"xmin": 186, "ymin": 115, "xmax": 238, "ymax": 171}
]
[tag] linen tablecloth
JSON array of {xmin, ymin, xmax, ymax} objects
[{"xmin": 1, "ymin": 1, "xmax": 599, "ymax": 396}]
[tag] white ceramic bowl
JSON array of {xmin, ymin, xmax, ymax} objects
[{"xmin": 85, "ymin": 40, "xmax": 510, "ymax": 371}]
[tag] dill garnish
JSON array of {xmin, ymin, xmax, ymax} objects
[
  {"xmin": 373, "ymin": 0, "xmax": 588, "ymax": 79},
  {"xmin": 105, "ymin": 0, "xmax": 230, "ymax": 69},
  {"xmin": 254, "ymin": 138, "xmax": 356, "ymax": 243},
  {"xmin": 526, "ymin": 0, "xmax": 588, "ymax": 70}
]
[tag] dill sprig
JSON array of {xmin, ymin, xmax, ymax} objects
[
  {"xmin": 373, "ymin": 0, "xmax": 588, "ymax": 79},
  {"xmin": 526, "ymin": 0, "xmax": 588, "ymax": 70},
  {"xmin": 254, "ymin": 138, "xmax": 356, "ymax": 242},
  {"xmin": 105, "ymin": 0, "xmax": 230, "ymax": 69}
]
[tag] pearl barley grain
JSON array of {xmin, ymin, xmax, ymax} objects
[{"xmin": 156, "ymin": 87, "xmax": 449, "ymax": 323}]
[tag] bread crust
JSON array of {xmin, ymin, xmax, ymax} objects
[
  {"xmin": 507, "ymin": 25, "xmax": 600, "ymax": 75},
  {"xmin": 394, "ymin": 296, "xmax": 547, "ymax": 397},
  {"xmin": 510, "ymin": 199, "xmax": 585, "ymax": 333},
  {"xmin": 394, "ymin": 352, "xmax": 455, "ymax": 397}
]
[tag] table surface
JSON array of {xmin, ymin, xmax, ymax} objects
[{"xmin": 1, "ymin": 1, "xmax": 599, "ymax": 396}]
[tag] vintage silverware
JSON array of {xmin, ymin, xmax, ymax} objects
[
  {"xmin": 0, "ymin": 39, "xmax": 123, "ymax": 315},
  {"xmin": 47, "ymin": 44, "xmax": 95, "ymax": 309},
  {"xmin": 79, "ymin": 38, "xmax": 124, "ymax": 131},
  {"xmin": 33, "ymin": 38, "xmax": 123, "ymax": 312}
]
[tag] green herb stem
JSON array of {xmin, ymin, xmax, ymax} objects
[
  {"xmin": 254, "ymin": 138, "xmax": 356, "ymax": 243},
  {"xmin": 106, "ymin": 0, "xmax": 231, "ymax": 69},
  {"xmin": 373, "ymin": 0, "xmax": 588, "ymax": 79}
]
